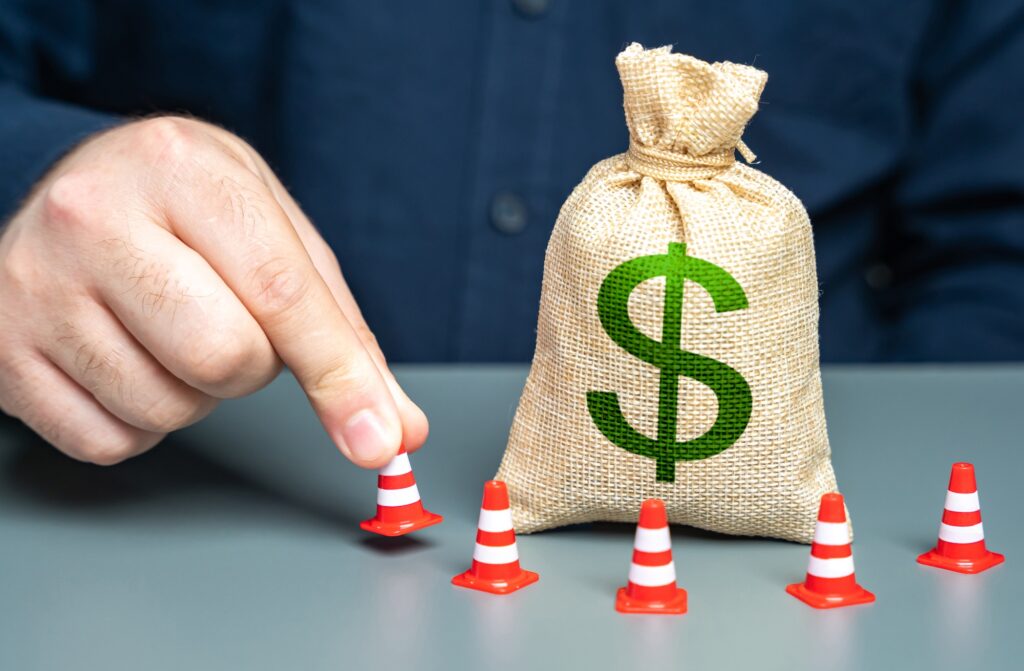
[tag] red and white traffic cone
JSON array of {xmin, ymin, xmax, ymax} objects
[
  {"xmin": 615, "ymin": 498, "xmax": 687, "ymax": 615},
  {"xmin": 918, "ymin": 462, "xmax": 1004, "ymax": 574},
  {"xmin": 360, "ymin": 446, "xmax": 442, "ymax": 536},
  {"xmin": 786, "ymin": 492, "xmax": 875, "ymax": 609},
  {"xmin": 452, "ymin": 480, "xmax": 538, "ymax": 594}
]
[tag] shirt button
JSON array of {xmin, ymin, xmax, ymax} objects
[
  {"xmin": 512, "ymin": 0, "xmax": 549, "ymax": 19},
  {"xmin": 864, "ymin": 263, "xmax": 893, "ymax": 290},
  {"xmin": 490, "ymin": 192, "xmax": 529, "ymax": 235}
]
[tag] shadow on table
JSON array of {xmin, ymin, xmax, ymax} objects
[
  {"xmin": 559, "ymin": 520, "xmax": 792, "ymax": 543},
  {"xmin": 359, "ymin": 534, "xmax": 436, "ymax": 554},
  {"xmin": 551, "ymin": 520, "xmax": 801, "ymax": 595},
  {"xmin": 0, "ymin": 415, "xmax": 364, "ymax": 538}
]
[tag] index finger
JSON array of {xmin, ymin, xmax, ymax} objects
[{"xmin": 149, "ymin": 129, "xmax": 402, "ymax": 468}]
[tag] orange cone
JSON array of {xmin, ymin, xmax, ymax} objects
[
  {"xmin": 918, "ymin": 462, "xmax": 1004, "ymax": 574},
  {"xmin": 360, "ymin": 446, "xmax": 442, "ymax": 536},
  {"xmin": 452, "ymin": 480, "xmax": 538, "ymax": 594},
  {"xmin": 786, "ymin": 493, "xmax": 875, "ymax": 609},
  {"xmin": 615, "ymin": 499, "xmax": 687, "ymax": 615}
]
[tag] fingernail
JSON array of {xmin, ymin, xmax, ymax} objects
[{"xmin": 339, "ymin": 409, "xmax": 391, "ymax": 463}]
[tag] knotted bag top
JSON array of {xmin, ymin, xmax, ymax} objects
[{"xmin": 616, "ymin": 43, "xmax": 768, "ymax": 181}]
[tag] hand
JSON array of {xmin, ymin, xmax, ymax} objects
[{"xmin": 0, "ymin": 116, "xmax": 427, "ymax": 467}]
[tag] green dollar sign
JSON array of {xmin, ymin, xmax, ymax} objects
[{"xmin": 586, "ymin": 243, "xmax": 752, "ymax": 482}]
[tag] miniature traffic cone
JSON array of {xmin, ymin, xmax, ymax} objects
[
  {"xmin": 786, "ymin": 492, "xmax": 875, "ymax": 609},
  {"xmin": 360, "ymin": 446, "xmax": 442, "ymax": 536},
  {"xmin": 452, "ymin": 480, "xmax": 538, "ymax": 594},
  {"xmin": 615, "ymin": 498, "xmax": 687, "ymax": 615},
  {"xmin": 917, "ymin": 462, "xmax": 1004, "ymax": 574}
]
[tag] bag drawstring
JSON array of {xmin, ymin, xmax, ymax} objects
[{"xmin": 626, "ymin": 139, "xmax": 757, "ymax": 181}]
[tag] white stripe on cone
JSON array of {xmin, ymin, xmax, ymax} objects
[
  {"xmin": 633, "ymin": 527, "xmax": 672, "ymax": 553},
  {"xmin": 473, "ymin": 542, "xmax": 519, "ymax": 565},
  {"xmin": 813, "ymin": 521, "xmax": 850, "ymax": 546},
  {"xmin": 806, "ymin": 555, "xmax": 855, "ymax": 579},
  {"xmin": 378, "ymin": 452, "xmax": 412, "ymax": 476},
  {"xmin": 628, "ymin": 561, "xmax": 677, "ymax": 587},
  {"xmin": 477, "ymin": 508, "xmax": 514, "ymax": 533},
  {"xmin": 943, "ymin": 490, "xmax": 980, "ymax": 513},
  {"xmin": 939, "ymin": 522, "xmax": 985, "ymax": 544},
  {"xmin": 377, "ymin": 484, "xmax": 421, "ymax": 507}
]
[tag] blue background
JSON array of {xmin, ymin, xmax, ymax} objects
[{"xmin": 2, "ymin": 0, "xmax": 1023, "ymax": 362}]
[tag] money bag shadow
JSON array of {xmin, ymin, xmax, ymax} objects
[{"xmin": 572, "ymin": 520, "xmax": 781, "ymax": 595}]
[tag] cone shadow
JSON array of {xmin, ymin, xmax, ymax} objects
[
  {"xmin": 887, "ymin": 531, "xmax": 936, "ymax": 554},
  {"xmin": 358, "ymin": 534, "xmax": 435, "ymax": 554}
]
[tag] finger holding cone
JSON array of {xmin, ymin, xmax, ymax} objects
[
  {"xmin": 615, "ymin": 498, "xmax": 687, "ymax": 615},
  {"xmin": 360, "ymin": 445, "xmax": 442, "ymax": 536},
  {"xmin": 918, "ymin": 462, "xmax": 1004, "ymax": 574},
  {"xmin": 786, "ymin": 492, "xmax": 875, "ymax": 609},
  {"xmin": 452, "ymin": 480, "xmax": 539, "ymax": 594}
]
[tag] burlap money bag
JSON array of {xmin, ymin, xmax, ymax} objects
[{"xmin": 496, "ymin": 44, "xmax": 838, "ymax": 543}]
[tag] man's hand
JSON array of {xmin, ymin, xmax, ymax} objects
[{"xmin": 0, "ymin": 117, "xmax": 428, "ymax": 467}]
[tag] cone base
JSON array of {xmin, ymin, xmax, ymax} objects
[
  {"xmin": 615, "ymin": 587, "xmax": 688, "ymax": 615},
  {"xmin": 451, "ymin": 568, "xmax": 539, "ymax": 595},
  {"xmin": 359, "ymin": 510, "xmax": 443, "ymax": 537},
  {"xmin": 917, "ymin": 548, "xmax": 1005, "ymax": 574},
  {"xmin": 786, "ymin": 581, "xmax": 875, "ymax": 609}
]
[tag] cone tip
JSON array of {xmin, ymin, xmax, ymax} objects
[
  {"xmin": 818, "ymin": 492, "xmax": 847, "ymax": 523},
  {"xmin": 638, "ymin": 498, "xmax": 668, "ymax": 528},
  {"xmin": 481, "ymin": 480, "xmax": 510, "ymax": 510},
  {"xmin": 948, "ymin": 462, "xmax": 977, "ymax": 493}
]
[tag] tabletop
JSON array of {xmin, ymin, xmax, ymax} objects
[{"xmin": 1, "ymin": 364, "xmax": 1022, "ymax": 671}]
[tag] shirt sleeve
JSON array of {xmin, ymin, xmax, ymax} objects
[
  {"xmin": 0, "ymin": 86, "xmax": 118, "ymax": 221},
  {"xmin": 0, "ymin": 1, "xmax": 119, "ymax": 221},
  {"xmin": 885, "ymin": 0, "xmax": 1024, "ymax": 361}
]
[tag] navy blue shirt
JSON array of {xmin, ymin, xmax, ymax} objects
[{"xmin": 2, "ymin": 1, "xmax": 1023, "ymax": 362}]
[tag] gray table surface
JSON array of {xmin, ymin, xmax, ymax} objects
[{"xmin": 1, "ymin": 364, "xmax": 1022, "ymax": 670}]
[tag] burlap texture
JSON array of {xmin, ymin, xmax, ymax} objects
[{"xmin": 495, "ymin": 44, "xmax": 837, "ymax": 543}]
